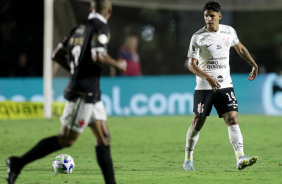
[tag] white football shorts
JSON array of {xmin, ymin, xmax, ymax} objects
[{"xmin": 60, "ymin": 97, "xmax": 107, "ymax": 133}]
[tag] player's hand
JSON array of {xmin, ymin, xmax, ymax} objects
[
  {"xmin": 117, "ymin": 59, "xmax": 127, "ymax": 72},
  {"xmin": 92, "ymin": 52, "xmax": 105, "ymax": 63},
  {"xmin": 206, "ymin": 76, "xmax": 221, "ymax": 92},
  {"xmin": 248, "ymin": 66, "xmax": 258, "ymax": 81}
]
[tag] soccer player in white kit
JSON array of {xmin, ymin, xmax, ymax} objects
[{"xmin": 183, "ymin": 1, "xmax": 259, "ymax": 170}]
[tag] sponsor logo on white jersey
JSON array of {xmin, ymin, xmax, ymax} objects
[
  {"xmin": 206, "ymin": 59, "xmax": 227, "ymax": 70},
  {"xmin": 220, "ymin": 31, "xmax": 231, "ymax": 35}
]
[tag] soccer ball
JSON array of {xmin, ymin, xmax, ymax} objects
[{"xmin": 52, "ymin": 154, "xmax": 75, "ymax": 174}]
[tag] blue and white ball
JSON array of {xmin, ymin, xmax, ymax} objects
[{"xmin": 52, "ymin": 154, "xmax": 75, "ymax": 174}]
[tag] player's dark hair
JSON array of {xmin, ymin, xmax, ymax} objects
[{"xmin": 203, "ymin": 1, "xmax": 221, "ymax": 12}]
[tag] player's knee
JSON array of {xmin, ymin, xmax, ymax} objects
[
  {"xmin": 225, "ymin": 115, "xmax": 238, "ymax": 126},
  {"xmin": 57, "ymin": 135, "xmax": 76, "ymax": 148},
  {"xmin": 96, "ymin": 135, "xmax": 111, "ymax": 146},
  {"xmin": 193, "ymin": 115, "xmax": 206, "ymax": 131},
  {"xmin": 64, "ymin": 140, "xmax": 75, "ymax": 148},
  {"xmin": 97, "ymin": 141, "xmax": 109, "ymax": 146}
]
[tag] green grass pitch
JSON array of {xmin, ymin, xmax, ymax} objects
[{"xmin": 1, "ymin": 115, "xmax": 281, "ymax": 184}]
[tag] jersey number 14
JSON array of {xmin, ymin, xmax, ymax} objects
[{"xmin": 226, "ymin": 92, "xmax": 236, "ymax": 101}]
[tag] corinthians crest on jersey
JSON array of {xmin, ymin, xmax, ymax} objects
[{"xmin": 197, "ymin": 103, "xmax": 204, "ymax": 114}]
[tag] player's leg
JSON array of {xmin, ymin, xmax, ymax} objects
[
  {"xmin": 6, "ymin": 98, "xmax": 85, "ymax": 184},
  {"xmin": 222, "ymin": 111, "xmax": 258, "ymax": 170},
  {"xmin": 88, "ymin": 101, "xmax": 116, "ymax": 184},
  {"xmin": 183, "ymin": 114, "xmax": 206, "ymax": 170},
  {"xmin": 214, "ymin": 88, "xmax": 243, "ymax": 159},
  {"xmin": 185, "ymin": 114, "xmax": 207, "ymax": 161},
  {"xmin": 89, "ymin": 119, "xmax": 111, "ymax": 145},
  {"xmin": 216, "ymin": 88, "xmax": 258, "ymax": 170},
  {"xmin": 89, "ymin": 121, "xmax": 115, "ymax": 184},
  {"xmin": 6, "ymin": 134, "xmax": 63, "ymax": 184},
  {"xmin": 222, "ymin": 111, "xmax": 244, "ymax": 159},
  {"xmin": 19, "ymin": 125, "xmax": 79, "ymax": 167},
  {"xmin": 184, "ymin": 90, "xmax": 214, "ymax": 170},
  {"xmin": 6, "ymin": 125, "xmax": 80, "ymax": 184}
]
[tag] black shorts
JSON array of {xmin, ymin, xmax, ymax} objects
[{"xmin": 193, "ymin": 87, "xmax": 238, "ymax": 118}]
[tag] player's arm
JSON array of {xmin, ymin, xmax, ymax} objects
[
  {"xmin": 90, "ymin": 25, "xmax": 127, "ymax": 72},
  {"xmin": 93, "ymin": 52, "xmax": 127, "ymax": 72},
  {"xmin": 188, "ymin": 57, "xmax": 220, "ymax": 91},
  {"xmin": 52, "ymin": 28, "xmax": 78, "ymax": 72},
  {"xmin": 234, "ymin": 42, "xmax": 258, "ymax": 81},
  {"xmin": 51, "ymin": 44, "xmax": 70, "ymax": 72}
]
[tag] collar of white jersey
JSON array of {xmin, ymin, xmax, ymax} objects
[
  {"xmin": 88, "ymin": 11, "xmax": 107, "ymax": 23},
  {"xmin": 204, "ymin": 24, "xmax": 222, "ymax": 34}
]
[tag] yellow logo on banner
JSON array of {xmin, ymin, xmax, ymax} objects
[{"xmin": 0, "ymin": 102, "xmax": 65, "ymax": 119}]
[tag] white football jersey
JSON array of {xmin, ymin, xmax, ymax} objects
[{"xmin": 187, "ymin": 24, "xmax": 239, "ymax": 90}]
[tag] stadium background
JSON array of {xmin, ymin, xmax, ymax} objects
[
  {"xmin": 0, "ymin": 0, "xmax": 282, "ymax": 118},
  {"xmin": 1, "ymin": 2, "xmax": 281, "ymax": 183}
]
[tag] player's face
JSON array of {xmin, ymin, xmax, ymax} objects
[{"xmin": 204, "ymin": 10, "xmax": 222, "ymax": 32}]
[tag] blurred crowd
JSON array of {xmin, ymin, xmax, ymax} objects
[{"xmin": 0, "ymin": 0, "xmax": 43, "ymax": 77}]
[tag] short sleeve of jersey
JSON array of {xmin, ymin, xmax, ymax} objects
[
  {"xmin": 61, "ymin": 27, "xmax": 77, "ymax": 48},
  {"xmin": 91, "ymin": 23, "xmax": 110, "ymax": 55},
  {"xmin": 230, "ymin": 27, "xmax": 239, "ymax": 47},
  {"xmin": 187, "ymin": 34, "xmax": 200, "ymax": 59}
]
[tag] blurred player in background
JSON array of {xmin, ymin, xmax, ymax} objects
[
  {"xmin": 183, "ymin": 1, "xmax": 258, "ymax": 171},
  {"xmin": 6, "ymin": 1, "xmax": 126, "ymax": 184}
]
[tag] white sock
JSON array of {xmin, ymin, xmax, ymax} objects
[
  {"xmin": 228, "ymin": 125, "xmax": 244, "ymax": 161},
  {"xmin": 185, "ymin": 125, "xmax": 200, "ymax": 161}
]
